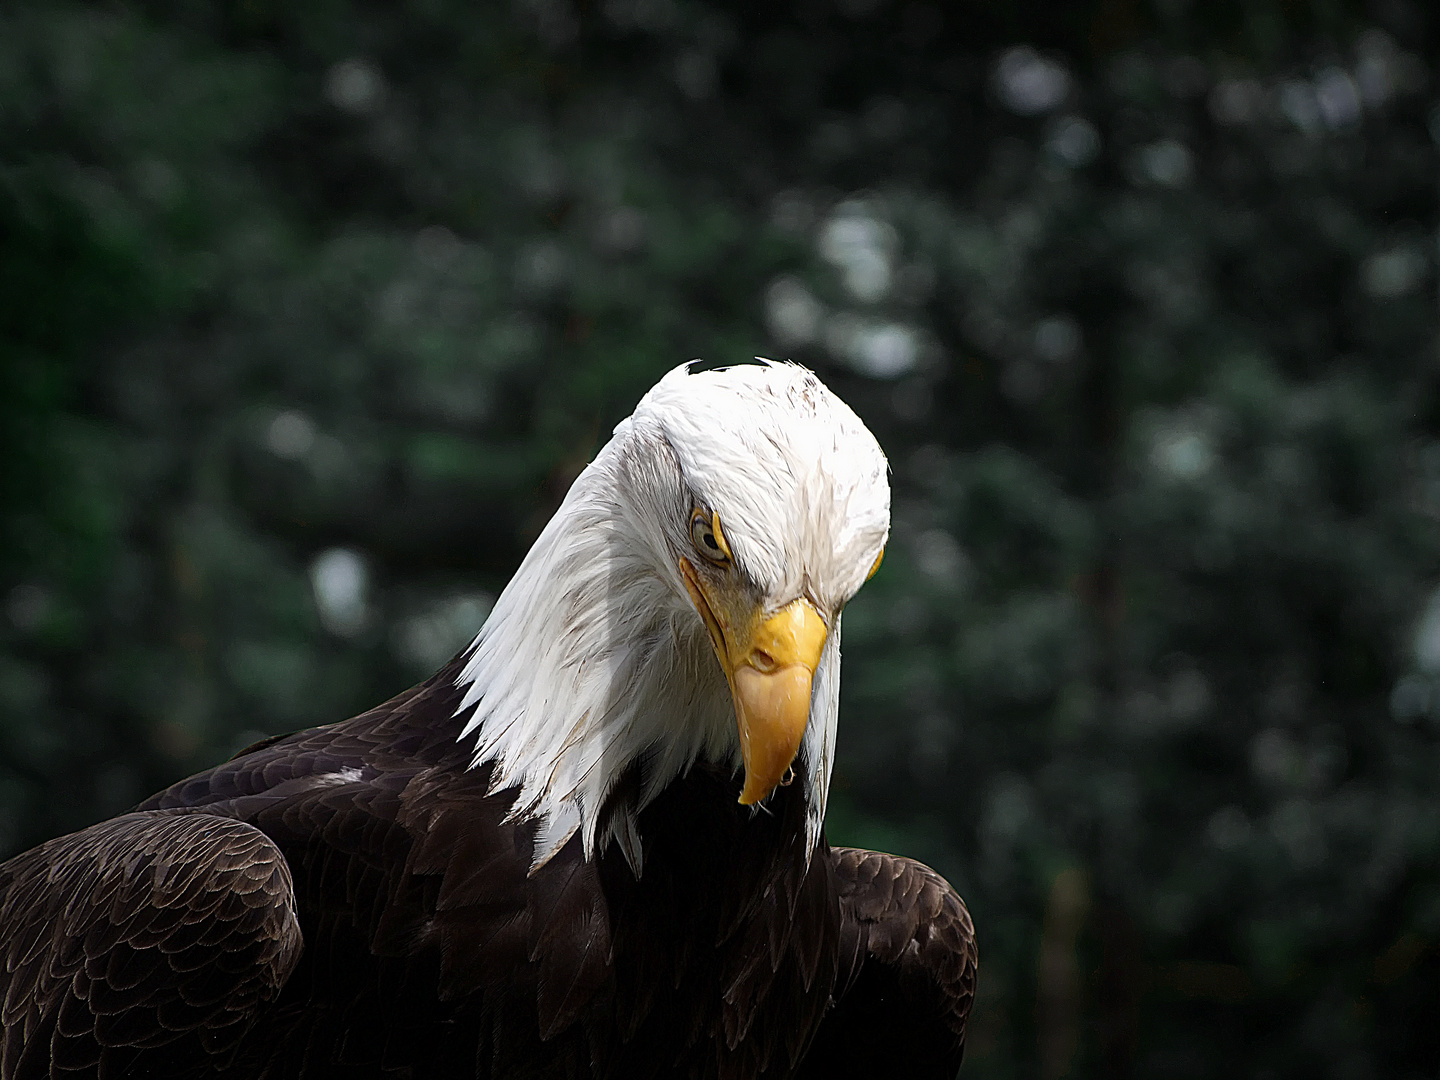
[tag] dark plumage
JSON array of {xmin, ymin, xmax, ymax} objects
[{"xmin": 0, "ymin": 655, "xmax": 975, "ymax": 1079}]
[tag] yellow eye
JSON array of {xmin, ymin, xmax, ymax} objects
[
  {"xmin": 866, "ymin": 547, "xmax": 884, "ymax": 580},
  {"xmin": 690, "ymin": 508, "xmax": 731, "ymax": 564}
]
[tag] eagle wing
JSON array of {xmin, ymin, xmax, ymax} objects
[
  {"xmin": 798, "ymin": 847, "xmax": 977, "ymax": 1080},
  {"xmin": 0, "ymin": 809, "xmax": 302, "ymax": 1080}
]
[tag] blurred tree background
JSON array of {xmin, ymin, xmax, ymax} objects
[{"xmin": 2, "ymin": 0, "xmax": 1438, "ymax": 1076}]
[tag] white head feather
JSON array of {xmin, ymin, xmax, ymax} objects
[{"xmin": 455, "ymin": 361, "xmax": 890, "ymax": 875}]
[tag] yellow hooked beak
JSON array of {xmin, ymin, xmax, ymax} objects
[{"xmin": 679, "ymin": 558, "xmax": 829, "ymax": 805}]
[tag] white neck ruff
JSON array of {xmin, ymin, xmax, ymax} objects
[{"xmin": 454, "ymin": 430, "xmax": 842, "ymax": 877}]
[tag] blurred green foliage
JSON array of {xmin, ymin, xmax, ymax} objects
[{"xmin": 2, "ymin": 0, "xmax": 1438, "ymax": 1077}]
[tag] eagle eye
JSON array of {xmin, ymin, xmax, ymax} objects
[{"xmin": 690, "ymin": 508, "xmax": 731, "ymax": 564}]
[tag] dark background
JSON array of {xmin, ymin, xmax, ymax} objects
[{"xmin": 3, "ymin": 1, "xmax": 1439, "ymax": 1076}]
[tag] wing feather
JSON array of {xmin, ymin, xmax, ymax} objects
[
  {"xmin": 0, "ymin": 810, "xmax": 301, "ymax": 1079},
  {"xmin": 797, "ymin": 847, "xmax": 977, "ymax": 1080}
]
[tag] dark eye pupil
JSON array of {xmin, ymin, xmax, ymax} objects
[{"xmin": 703, "ymin": 533, "xmax": 716, "ymax": 549}]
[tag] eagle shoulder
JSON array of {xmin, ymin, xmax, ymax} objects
[
  {"xmin": 0, "ymin": 810, "xmax": 301, "ymax": 1080},
  {"xmin": 797, "ymin": 847, "xmax": 977, "ymax": 1080}
]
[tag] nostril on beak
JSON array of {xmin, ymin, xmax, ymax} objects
[{"xmin": 750, "ymin": 649, "xmax": 777, "ymax": 673}]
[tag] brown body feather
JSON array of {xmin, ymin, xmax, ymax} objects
[{"xmin": 0, "ymin": 657, "xmax": 975, "ymax": 1079}]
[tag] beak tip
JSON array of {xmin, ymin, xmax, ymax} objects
[{"xmin": 736, "ymin": 779, "xmax": 771, "ymax": 806}]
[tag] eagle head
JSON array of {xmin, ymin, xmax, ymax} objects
[{"xmin": 456, "ymin": 361, "xmax": 890, "ymax": 874}]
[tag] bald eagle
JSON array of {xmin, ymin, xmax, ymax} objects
[{"xmin": 0, "ymin": 363, "xmax": 976, "ymax": 1079}]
